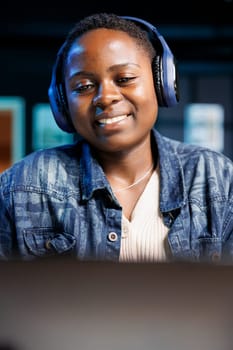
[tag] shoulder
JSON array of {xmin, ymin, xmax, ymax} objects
[
  {"xmin": 153, "ymin": 128, "xmax": 233, "ymax": 168},
  {"xmin": 175, "ymin": 140, "xmax": 233, "ymax": 174},
  {"xmin": 153, "ymin": 129, "xmax": 233, "ymax": 194},
  {"xmin": 0, "ymin": 143, "xmax": 82, "ymax": 191}
]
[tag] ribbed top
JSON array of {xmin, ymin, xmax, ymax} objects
[{"xmin": 119, "ymin": 167, "xmax": 169, "ymax": 262}]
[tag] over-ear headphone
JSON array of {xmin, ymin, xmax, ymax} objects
[{"xmin": 48, "ymin": 15, "xmax": 180, "ymax": 133}]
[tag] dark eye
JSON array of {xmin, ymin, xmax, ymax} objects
[
  {"xmin": 117, "ymin": 76, "xmax": 136, "ymax": 85},
  {"xmin": 73, "ymin": 83, "xmax": 95, "ymax": 94}
]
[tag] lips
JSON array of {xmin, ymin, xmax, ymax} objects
[{"xmin": 96, "ymin": 114, "xmax": 130, "ymax": 125}]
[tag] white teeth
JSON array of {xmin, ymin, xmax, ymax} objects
[{"xmin": 98, "ymin": 115, "xmax": 128, "ymax": 125}]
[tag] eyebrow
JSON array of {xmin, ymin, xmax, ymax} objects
[
  {"xmin": 68, "ymin": 71, "xmax": 94, "ymax": 81},
  {"xmin": 108, "ymin": 63, "xmax": 141, "ymax": 71}
]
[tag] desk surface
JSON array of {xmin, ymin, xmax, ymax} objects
[{"xmin": 0, "ymin": 260, "xmax": 232, "ymax": 350}]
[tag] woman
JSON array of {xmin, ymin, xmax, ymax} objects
[{"xmin": 0, "ymin": 13, "xmax": 233, "ymax": 262}]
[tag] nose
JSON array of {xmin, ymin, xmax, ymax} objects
[{"xmin": 92, "ymin": 80, "xmax": 122, "ymax": 108}]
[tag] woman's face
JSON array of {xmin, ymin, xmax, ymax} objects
[{"xmin": 64, "ymin": 28, "xmax": 158, "ymax": 153}]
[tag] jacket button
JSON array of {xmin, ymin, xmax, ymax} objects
[
  {"xmin": 108, "ymin": 232, "xmax": 118, "ymax": 242},
  {"xmin": 45, "ymin": 240, "xmax": 52, "ymax": 250}
]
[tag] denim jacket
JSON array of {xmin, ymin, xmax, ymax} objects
[{"xmin": 1, "ymin": 128, "xmax": 233, "ymax": 263}]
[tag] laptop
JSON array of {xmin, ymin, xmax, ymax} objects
[{"xmin": 0, "ymin": 259, "xmax": 232, "ymax": 350}]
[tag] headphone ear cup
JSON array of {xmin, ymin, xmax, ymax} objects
[
  {"xmin": 155, "ymin": 39, "xmax": 179, "ymax": 107},
  {"xmin": 48, "ymin": 44, "xmax": 76, "ymax": 133},
  {"xmin": 152, "ymin": 55, "xmax": 164, "ymax": 106},
  {"xmin": 152, "ymin": 53, "xmax": 179, "ymax": 107}
]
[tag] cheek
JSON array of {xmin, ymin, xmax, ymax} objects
[
  {"xmin": 65, "ymin": 82, "xmax": 89, "ymax": 122},
  {"xmin": 133, "ymin": 78, "xmax": 158, "ymax": 116},
  {"xmin": 134, "ymin": 69, "xmax": 157, "ymax": 101},
  {"xmin": 67, "ymin": 96, "xmax": 87, "ymax": 124},
  {"xmin": 136, "ymin": 86, "xmax": 158, "ymax": 127},
  {"xmin": 67, "ymin": 105, "xmax": 86, "ymax": 136}
]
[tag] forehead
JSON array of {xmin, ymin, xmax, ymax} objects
[{"xmin": 68, "ymin": 28, "xmax": 147, "ymax": 59}]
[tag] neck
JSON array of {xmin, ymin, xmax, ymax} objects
[
  {"xmin": 112, "ymin": 163, "xmax": 155, "ymax": 193},
  {"xmin": 95, "ymin": 134, "xmax": 154, "ymax": 173}
]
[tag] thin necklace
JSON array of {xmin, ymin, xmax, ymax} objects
[{"xmin": 112, "ymin": 163, "xmax": 154, "ymax": 193}]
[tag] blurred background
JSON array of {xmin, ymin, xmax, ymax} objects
[{"xmin": 0, "ymin": 0, "xmax": 232, "ymax": 172}]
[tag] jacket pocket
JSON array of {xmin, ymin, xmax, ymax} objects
[
  {"xmin": 23, "ymin": 228, "xmax": 76, "ymax": 257},
  {"xmin": 195, "ymin": 237, "xmax": 222, "ymax": 263}
]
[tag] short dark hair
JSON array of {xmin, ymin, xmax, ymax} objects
[{"xmin": 61, "ymin": 13, "xmax": 156, "ymax": 68}]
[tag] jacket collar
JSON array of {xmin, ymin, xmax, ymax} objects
[
  {"xmin": 152, "ymin": 129, "xmax": 187, "ymax": 212},
  {"xmin": 79, "ymin": 142, "xmax": 111, "ymax": 201},
  {"xmin": 79, "ymin": 129, "xmax": 187, "ymax": 210}
]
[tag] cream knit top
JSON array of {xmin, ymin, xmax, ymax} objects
[{"xmin": 119, "ymin": 167, "xmax": 169, "ymax": 262}]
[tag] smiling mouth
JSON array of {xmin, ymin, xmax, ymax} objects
[{"xmin": 97, "ymin": 115, "xmax": 130, "ymax": 125}]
